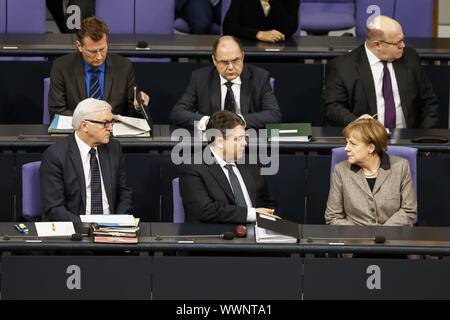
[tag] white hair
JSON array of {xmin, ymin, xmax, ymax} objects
[{"xmin": 72, "ymin": 98, "xmax": 112, "ymax": 130}]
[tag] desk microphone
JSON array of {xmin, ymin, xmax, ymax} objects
[
  {"xmin": 306, "ymin": 235, "xmax": 386, "ymax": 244},
  {"xmin": 155, "ymin": 232, "xmax": 235, "ymax": 241},
  {"xmin": 3, "ymin": 233, "xmax": 83, "ymax": 241},
  {"xmin": 136, "ymin": 41, "xmax": 149, "ymax": 49}
]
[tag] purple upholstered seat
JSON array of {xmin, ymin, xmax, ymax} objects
[
  {"xmin": 95, "ymin": 0, "xmax": 135, "ymax": 34},
  {"xmin": 172, "ymin": 178, "xmax": 185, "ymax": 223},
  {"xmin": 43, "ymin": 77, "xmax": 50, "ymax": 125},
  {"xmin": 0, "ymin": 0, "xmax": 6, "ymax": 33},
  {"xmin": 300, "ymin": 0, "xmax": 355, "ymax": 34},
  {"xmin": 7, "ymin": 0, "xmax": 46, "ymax": 33},
  {"xmin": 135, "ymin": 0, "xmax": 174, "ymax": 35},
  {"xmin": 22, "ymin": 161, "xmax": 42, "ymax": 221}
]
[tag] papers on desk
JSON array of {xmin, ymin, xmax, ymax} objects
[
  {"xmin": 255, "ymin": 224, "xmax": 298, "ymax": 243},
  {"xmin": 266, "ymin": 123, "xmax": 312, "ymax": 142},
  {"xmin": 48, "ymin": 114, "xmax": 150, "ymax": 137},
  {"xmin": 35, "ymin": 222, "xmax": 75, "ymax": 237},
  {"xmin": 113, "ymin": 115, "xmax": 150, "ymax": 137},
  {"xmin": 48, "ymin": 115, "xmax": 74, "ymax": 134},
  {"xmin": 80, "ymin": 214, "xmax": 138, "ymax": 227}
]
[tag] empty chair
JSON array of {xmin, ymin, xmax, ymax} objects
[
  {"xmin": 135, "ymin": 0, "xmax": 175, "ymax": 34},
  {"xmin": 355, "ymin": 0, "xmax": 395, "ymax": 37},
  {"xmin": 0, "ymin": 0, "xmax": 6, "ymax": 33},
  {"xmin": 7, "ymin": 0, "xmax": 46, "ymax": 33},
  {"xmin": 95, "ymin": 0, "xmax": 135, "ymax": 34},
  {"xmin": 300, "ymin": 0, "xmax": 355, "ymax": 35},
  {"xmin": 394, "ymin": 0, "xmax": 434, "ymax": 38},
  {"xmin": 43, "ymin": 77, "xmax": 50, "ymax": 125},
  {"xmin": 22, "ymin": 161, "xmax": 43, "ymax": 221},
  {"xmin": 172, "ymin": 178, "xmax": 185, "ymax": 223}
]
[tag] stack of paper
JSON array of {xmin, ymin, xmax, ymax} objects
[
  {"xmin": 113, "ymin": 115, "xmax": 150, "ymax": 137},
  {"xmin": 48, "ymin": 115, "xmax": 75, "ymax": 134},
  {"xmin": 255, "ymin": 224, "xmax": 298, "ymax": 243},
  {"xmin": 80, "ymin": 215, "xmax": 140, "ymax": 244}
]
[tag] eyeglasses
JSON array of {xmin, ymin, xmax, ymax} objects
[
  {"xmin": 216, "ymin": 56, "xmax": 243, "ymax": 67},
  {"xmin": 83, "ymin": 45, "xmax": 108, "ymax": 57},
  {"xmin": 377, "ymin": 38, "xmax": 405, "ymax": 47},
  {"xmin": 85, "ymin": 119, "xmax": 115, "ymax": 128}
]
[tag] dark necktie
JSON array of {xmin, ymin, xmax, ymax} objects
[
  {"xmin": 381, "ymin": 61, "xmax": 396, "ymax": 128},
  {"xmin": 224, "ymin": 164, "xmax": 247, "ymax": 207},
  {"xmin": 89, "ymin": 148, "xmax": 103, "ymax": 214},
  {"xmin": 224, "ymin": 82, "xmax": 236, "ymax": 112},
  {"xmin": 89, "ymin": 68, "xmax": 101, "ymax": 99}
]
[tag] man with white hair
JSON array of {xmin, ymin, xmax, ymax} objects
[
  {"xmin": 40, "ymin": 98, "xmax": 134, "ymax": 222},
  {"xmin": 323, "ymin": 15, "xmax": 439, "ymax": 129}
]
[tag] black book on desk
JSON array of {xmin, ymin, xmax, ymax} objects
[{"xmin": 255, "ymin": 213, "xmax": 299, "ymax": 243}]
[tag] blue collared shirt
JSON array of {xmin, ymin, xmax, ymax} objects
[{"xmin": 83, "ymin": 59, "xmax": 106, "ymax": 100}]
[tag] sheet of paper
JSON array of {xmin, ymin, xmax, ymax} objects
[
  {"xmin": 35, "ymin": 222, "xmax": 75, "ymax": 237},
  {"xmin": 56, "ymin": 115, "xmax": 74, "ymax": 130},
  {"xmin": 80, "ymin": 214, "xmax": 137, "ymax": 227}
]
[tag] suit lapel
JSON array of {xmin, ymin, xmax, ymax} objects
[
  {"xmin": 104, "ymin": 55, "xmax": 113, "ymax": 102},
  {"xmin": 98, "ymin": 144, "xmax": 114, "ymax": 210},
  {"xmin": 357, "ymin": 48, "xmax": 377, "ymax": 115},
  {"xmin": 372, "ymin": 167, "xmax": 390, "ymax": 196},
  {"xmin": 69, "ymin": 134, "xmax": 86, "ymax": 209},
  {"xmin": 237, "ymin": 164, "xmax": 256, "ymax": 205},
  {"xmin": 239, "ymin": 66, "xmax": 251, "ymax": 114},
  {"xmin": 207, "ymin": 162, "xmax": 236, "ymax": 203},
  {"xmin": 393, "ymin": 58, "xmax": 409, "ymax": 124},
  {"xmin": 351, "ymin": 169, "xmax": 373, "ymax": 197},
  {"xmin": 210, "ymin": 69, "xmax": 222, "ymax": 114},
  {"xmin": 75, "ymin": 53, "xmax": 87, "ymax": 100}
]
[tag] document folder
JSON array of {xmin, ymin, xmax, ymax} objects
[
  {"xmin": 256, "ymin": 213, "xmax": 300, "ymax": 240},
  {"xmin": 266, "ymin": 123, "xmax": 312, "ymax": 142}
]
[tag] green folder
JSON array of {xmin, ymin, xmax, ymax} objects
[{"xmin": 265, "ymin": 123, "xmax": 312, "ymax": 142}]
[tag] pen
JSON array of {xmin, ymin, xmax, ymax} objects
[
  {"xmin": 52, "ymin": 223, "xmax": 55, "ymax": 232},
  {"xmin": 372, "ymin": 113, "xmax": 378, "ymax": 119}
]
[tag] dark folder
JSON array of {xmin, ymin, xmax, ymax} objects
[{"xmin": 256, "ymin": 213, "xmax": 300, "ymax": 240}]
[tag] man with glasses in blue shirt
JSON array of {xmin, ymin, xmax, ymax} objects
[
  {"xmin": 48, "ymin": 17, "xmax": 149, "ymax": 122},
  {"xmin": 323, "ymin": 15, "xmax": 438, "ymax": 129},
  {"xmin": 170, "ymin": 35, "xmax": 281, "ymax": 130},
  {"xmin": 40, "ymin": 98, "xmax": 134, "ymax": 222}
]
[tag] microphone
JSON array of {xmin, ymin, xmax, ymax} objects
[
  {"xmin": 155, "ymin": 232, "xmax": 235, "ymax": 241},
  {"xmin": 236, "ymin": 225, "xmax": 247, "ymax": 238},
  {"xmin": 136, "ymin": 41, "xmax": 149, "ymax": 50},
  {"xmin": 3, "ymin": 233, "xmax": 83, "ymax": 241},
  {"xmin": 136, "ymin": 89, "xmax": 154, "ymax": 132},
  {"xmin": 306, "ymin": 235, "xmax": 386, "ymax": 244}
]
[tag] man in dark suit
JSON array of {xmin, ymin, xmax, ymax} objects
[
  {"xmin": 223, "ymin": 0, "xmax": 299, "ymax": 42},
  {"xmin": 169, "ymin": 35, "xmax": 281, "ymax": 130},
  {"xmin": 40, "ymin": 98, "xmax": 134, "ymax": 222},
  {"xmin": 48, "ymin": 16, "xmax": 149, "ymax": 121},
  {"xmin": 179, "ymin": 110, "xmax": 277, "ymax": 223},
  {"xmin": 323, "ymin": 15, "xmax": 439, "ymax": 129}
]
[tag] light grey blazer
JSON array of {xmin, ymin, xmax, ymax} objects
[{"xmin": 325, "ymin": 153, "xmax": 417, "ymax": 226}]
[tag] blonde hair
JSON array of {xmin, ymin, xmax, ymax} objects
[{"xmin": 343, "ymin": 118, "xmax": 388, "ymax": 155}]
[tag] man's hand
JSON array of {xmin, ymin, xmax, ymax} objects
[
  {"xmin": 256, "ymin": 30, "xmax": 285, "ymax": 43},
  {"xmin": 133, "ymin": 86, "xmax": 150, "ymax": 110}
]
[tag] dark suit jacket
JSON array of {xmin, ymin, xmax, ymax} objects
[
  {"xmin": 223, "ymin": 0, "xmax": 299, "ymax": 39},
  {"xmin": 322, "ymin": 45, "xmax": 439, "ymax": 128},
  {"xmin": 48, "ymin": 52, "xmax": 139, "ymax": 121},
  {"xmin": 179, "ymin": 151, "xmax": 277, "ymax": 223},
  {"xmin": 169, "ymin": 64, "xmax": 281, "ymax": 129},
  {"xmin": 40, "ymin": 133, "xmax": 134, "ymax": 222}
]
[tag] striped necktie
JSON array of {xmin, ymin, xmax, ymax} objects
[
  {"xmin": 89, "ymin": 148, "xmax": 103, "ymax": 214},
  {"xmin": 89, "ymin": 68, "xmax": 101, "ymax": 99}
]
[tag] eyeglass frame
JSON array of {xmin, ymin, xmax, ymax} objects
[
  {"xmin": 376, "ymin": 37, "xmax": 405, "ymax": 47},
  {"xmin": 82, "ymin": 44, "xmax": 108, "ymax": 57},
  {"xmin": 85, "ymin": 119, "xmax": 115, "ymax": 128},
  {"xmin": 215, "ymin": 55, "xmax": 244, "ymax": 67}
]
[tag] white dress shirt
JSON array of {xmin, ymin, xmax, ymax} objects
[
  {"xmin": 74, "ymin": 132, "xmax": 110, "ymax": 215},
  {"xmin": 365, "ymin": 42, "xmax": 406, "ymax": 128},
  {"xmin": 210, "ymin": 146, "xmax": 256, "ymax": 222},
  {"xmin": 197, "ymin": 75, "xmax": 243, "ymax": 130}
]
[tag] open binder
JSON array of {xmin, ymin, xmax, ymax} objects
[{"xmin": 255, "ymin": 213, "xmax": 300, "ymax": 243}]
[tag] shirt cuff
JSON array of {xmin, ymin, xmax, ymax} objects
[
  {"xmin": 246, "ymin": 207, "xmax": 256, "ymax": 223},
  {"xmin": 197, "ymin": 116, "xmax": 210, "ymax": 131}
]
